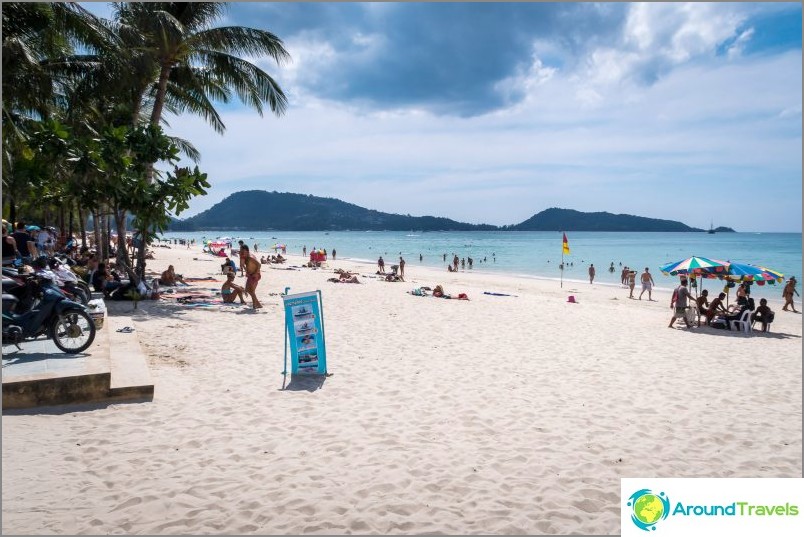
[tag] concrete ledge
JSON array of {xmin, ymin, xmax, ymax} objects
[
  {"xmin": 2, "ymin": 307, "xmax": 154, "ymax": 409},
  {"xmin": 3, "ymin": 315, "xmax": 110, "ymax": 409},
  {"xmin": 107, "ymin": 316, "xmax": 154, "ymax": 401}
]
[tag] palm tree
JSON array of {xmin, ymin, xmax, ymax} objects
[
  {"xmin": 111, "ymin": 2, "xmax": 290, "ymax": 135},
  {"xmin": 2, "ymin": 2, "xmax": 106, "ymax": 223}
]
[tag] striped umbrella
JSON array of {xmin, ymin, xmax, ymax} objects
[
  {"xmin": 659, "ymin": 256, "xmax": 730, "ymax": 277},
  {"xmin": 720, "ymin": 262, "xmax": 784, "ymax": 285}
]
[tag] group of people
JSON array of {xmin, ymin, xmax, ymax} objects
[
  {"xmin": 216, "ymin": 243, "xmax": 262, "ymax": 308},
  {"xmin": 669, "ymin": 277, "xmax": 794, "ymax": 332},
  {"xmin": 2, "ymin": 221, "xmax": 61, "ymax": 266}
]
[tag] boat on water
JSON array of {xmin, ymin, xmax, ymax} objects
[{"xmin": 708, "ymin": 220, "xmax": 716, "ymax": 234}]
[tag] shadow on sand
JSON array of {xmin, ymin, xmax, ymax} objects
[{"xmin": 281, "ymin": 373, "xmax": 329, "ymax": 392}]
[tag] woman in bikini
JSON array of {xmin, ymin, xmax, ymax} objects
[{"xmin": 221, "ymin": 272, "xmax": 247, "ymax": 304}]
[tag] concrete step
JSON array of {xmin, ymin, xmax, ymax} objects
[
  {"xmin": 107, "ymin": 316, "xmax": 154, "ymax": 401},
  {"xmin": 2, "ymin": 307, "xmax": 154, "ymax": 409},
  {"xmin": 2, "ymin": 313, "xmax": 110, "ymax": 409}
]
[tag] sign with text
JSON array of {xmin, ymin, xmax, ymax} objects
[
  {"xmin": 622, "ymin": 478, "xmax": 804, "ymax": 536},
  {"xmin": 282, "ymin": 291, "xmax": 327, "ymax": 375}
]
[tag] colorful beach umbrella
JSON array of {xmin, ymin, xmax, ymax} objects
[
  {"xmin": 659, "ymin": 256, "xmax": 730, "ymax": 277},
  {"xmin": 719, "ymin": 262, "xmax": 784, "ymax": 283}
]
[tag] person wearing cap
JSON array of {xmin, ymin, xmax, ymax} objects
[
  {"xmin": 11, "ymin": 221, "xmax": 37, "ymax": 261},
  {"xmin": 782, "ymin": 276, "xmax": 799, "ymax": 313}
]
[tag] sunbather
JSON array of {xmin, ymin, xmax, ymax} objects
[
  {"xmin": 221, "ymin": 272, "xmax": 247, "ymax": 304},
  {"xmin": 159, "ymin": 265, "xmax": 184, "ymax": 286}
]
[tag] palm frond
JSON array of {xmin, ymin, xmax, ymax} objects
[{"xmin": 195, "ymin": 50, "xmax": 288, "ymax": 116}]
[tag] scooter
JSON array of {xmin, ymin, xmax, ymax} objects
[{"xmin": 2, "ymin": 273, "xmax": 96, "ymax": 354}]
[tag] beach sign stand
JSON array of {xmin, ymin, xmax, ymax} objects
[{"xmin": 281, "ymin": 290, "xmax": 328, "ymax": 387}]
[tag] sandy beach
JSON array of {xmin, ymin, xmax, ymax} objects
[{"xmin": 2, "ymin": 244, "xmax": 801, "ymax": 535}]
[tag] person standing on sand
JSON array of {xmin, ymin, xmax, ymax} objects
[
  {"xmin": 303, "ymin": 245, "xmax": 307, "ymax": 256},
  {"xmin": 378, "ymin": 256, "xmax": 385, "ymax": 273},
  {"xmin": 588, "ymin": 264, "xmax": 596, "ymax": 284},
  {"xmin": 332, "ymin": 249, "xmax": 336, "ymax": 260},
  {"xmin": 453, "ymin": 255, "xmax": 459, "ymax": 271},
  {"xmin": 237, "ymin": 240, "xmax": 246, "ymax": 277},
  {"xmin": 627, "ymin": 270, "xmax": 636, "ymax": 298},
  {"xmin": 782, "ymin": 276, "xmax": 799, "ymax": 312},
  {"xmin": 241, "ymin": 245, "xmax": 263, "ymax": 309},
  {"xmin": 669, "ymin": 279, "xmax": 694, "ymax": 329},
  {"xmin": 399, "ymin": 256, "xmax": 406, "ymax": 278},
  {"xmin": 639, "ymin": 267, "xmax": 655, "ymax": 301}
]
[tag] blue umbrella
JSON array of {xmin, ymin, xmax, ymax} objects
[{"xmin": 26, "ymin": 225, "xmax": 41, "ymax": 232}]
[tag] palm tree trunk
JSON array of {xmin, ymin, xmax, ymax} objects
[
  {"xmin": 114, "ymin": 207, "xmax": 139, "ymax": 285},
  {"xmin": 78, "ymin": 205, "xmax": 87, "ymax": 248},
  {"xmin": 149, "ymin": 63, "xmax": 172, "ymax": 129},
  {"xmin": 92, "ymin": 210, "xmax": 101, "ymax": 255}
]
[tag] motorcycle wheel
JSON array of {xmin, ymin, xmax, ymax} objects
[
  {"xmin": 50, "ymin": 309, "xmax": 96, "ymax": 354},
  {"xmin": 75, "ymin": 281, "xmax": 93, "ymax": 300}
]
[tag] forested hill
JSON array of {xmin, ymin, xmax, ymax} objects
[
  {"xmin": 169, "ymin": 191, "xmax": 498, "ymax": 231},
  {"xmin": 510, "ymin": 208, "xmax": 735, "ymax": 232},
  {"xmin": 168, "ymin": 192, "xmax": 735, "ymax": 232}
]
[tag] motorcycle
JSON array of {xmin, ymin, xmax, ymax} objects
[{"xmin": 2, "ymin": 272, "xmax": 96, "ymax": 354}]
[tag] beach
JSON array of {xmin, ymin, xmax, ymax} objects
[{"xmin": 2, "ymin": 245, "xmax": 802, "ymax": 535}]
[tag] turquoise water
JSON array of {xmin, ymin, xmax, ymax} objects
[{"xmin": 162, "ymin": 230, "xmax": 802, "ymax": 299}]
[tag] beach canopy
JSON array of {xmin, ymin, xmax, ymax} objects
[{"xmin": 659, "ymin": 256, "xmax": 729, "ymax": 277}]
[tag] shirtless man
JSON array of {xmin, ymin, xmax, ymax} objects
[
  {"xmin": 638, "ymin": 267, "xmax": 655, "ymax": 301},
  {"xmin": 221, "ymin": 272, "xmax": 247, "ymax": 304},
  {"xmin": 588, "ymin": 263, "xmax": 596, "ymax": 284},
  {"xmin": 241, "ymin": 245, "xmax": 263, "ymax": 309}
]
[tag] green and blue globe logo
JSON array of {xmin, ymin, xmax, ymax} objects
[{"xmin": 627, "ymin": 489, "xmax": 671, "ymax": 531}]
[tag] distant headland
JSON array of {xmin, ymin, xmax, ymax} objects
[{"xmin": 168, "ymin": 190, "xmax": 735, "ymax": 233}]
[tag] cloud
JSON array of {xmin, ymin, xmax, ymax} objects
[{"xmin": 78, "ymin": 2, "xmax": 799, "ymax": 231}]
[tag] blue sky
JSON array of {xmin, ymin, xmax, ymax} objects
[{"xmin": 82, "ymin": 2, "xmax": 802, "ymax": 231}]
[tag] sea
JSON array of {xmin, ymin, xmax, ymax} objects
[{"xmin": 159, "ymin": 230, "xmax": 803, "ymax": 300}]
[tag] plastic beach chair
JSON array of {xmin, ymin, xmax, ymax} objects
[{"xmin": 729, "ymin": 309, "xmax": 752, "ymax": 334}]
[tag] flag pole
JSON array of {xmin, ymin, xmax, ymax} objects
[{"xmin": 560, "ymin": 231, "xmax": 564, "ymax": 289}]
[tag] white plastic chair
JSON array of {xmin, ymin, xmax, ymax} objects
[{"xmin": 730, "ymin": 309, "xmax": 752, "ymax": 334}]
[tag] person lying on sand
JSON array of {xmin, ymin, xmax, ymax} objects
[
  {"xmin": 328, "ymin": 276, "xmax": 360, "ymax": 283},
  {"xmin": 221, "ymin": 272, "xmax": 247, "ymax": 304},
  {"xmin": 431, "ymin": 284, "xmax": 469, "ymax": 300}
]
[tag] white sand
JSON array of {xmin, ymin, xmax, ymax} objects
[{"xmin": 3, "ymin": 245, "xmax": 801, "ymax": 534}]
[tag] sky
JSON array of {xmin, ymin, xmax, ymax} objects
[{"xmin": 81, "ymin": 2, "xmax": 803, "ymax": 232}]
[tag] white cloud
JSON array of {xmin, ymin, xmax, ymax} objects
[{"xmin": 160, "ymin": 3, "xmax": 801, "ymax": 231}]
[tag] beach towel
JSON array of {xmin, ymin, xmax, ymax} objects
[
  {"xmin": 184, "ymin": 277, "xmax": 220, "ymax": 282},
  {"xmin": 483, "ymin": 291, "xmax": 517, "ymax": 297}
]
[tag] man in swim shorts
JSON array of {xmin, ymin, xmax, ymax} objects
[
  {"xmin": 241, "ymin": 245, "xmax": 263, "ymax": 309},
  {"xmin": 639, "ymin": 267, "xmax": 655, "ymax": 301}
]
